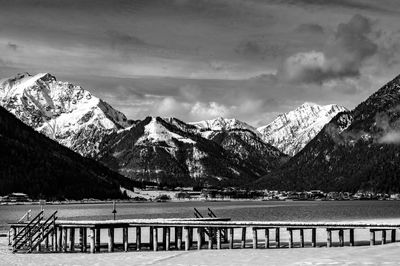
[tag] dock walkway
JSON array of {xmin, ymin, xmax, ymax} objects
[{"xmin": 9, "ymin": 218, "xmax": 400, "ymax": 253}]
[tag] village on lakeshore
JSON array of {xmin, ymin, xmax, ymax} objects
[{"xmin": 1, "ymin": 188, "xmax": 400, "ymax": 204}]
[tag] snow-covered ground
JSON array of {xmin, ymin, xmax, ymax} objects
[{"xmin": 1, "ymin": 235, "xmax": 400, "ymax": 266}]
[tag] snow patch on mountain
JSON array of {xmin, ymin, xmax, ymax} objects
[
  {"xmin": 137, "ymin": 117, "xmax": 196, "ymax": 145},
  {"xmin": 190, "ymin": 117, "xmax": 260, "ymax": 139},
  {"xmin": 258, "ymin": 102, "xmax": 347, "ymax": 156}
]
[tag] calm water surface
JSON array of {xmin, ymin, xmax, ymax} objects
[{"xmin": 1, "ymin": 200, "xmax": 400, "ymax": 231}]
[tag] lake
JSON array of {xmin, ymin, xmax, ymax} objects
[{"xmin": 2, "ymin": 200, "xmax": 400, "ymax": 232}]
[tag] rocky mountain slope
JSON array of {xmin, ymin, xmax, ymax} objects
[
  {"xmin": 257, "ymin": 103, "xmax": 347, "ymax": 156},
  {"xmin": 96, "ymin": 117, "xmax": 287, "ymax": 187},
  {"xmin": 0, "ymin": 73, "xmax": 133, "ymax": 157},
  {"xmin": 256, "ymin": 74, "xmax": 400, "ymax": 193},
  {"xmin": 0, "ymin": 106, "xmax": 138, "ymax": 200},
  {"xmin": 190, "ymin": 117, "xmax": 259, "ymax": 138}
]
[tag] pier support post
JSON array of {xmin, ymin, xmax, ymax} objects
[
  {"xmin": 177, "ymin": 227, "xmax": 182, "ymax": 250},
  {"xmin": 153, "ymin": 227, "xmax": 158, "ymax": 251},
  {"xmin": 123, "ymin": 227, "xmax": 129, "ymax": 252},
  {"xmin": 189, "ymin": 228, "xmax": 193, "ymax": 248},
  {"xmin": 300, "ymin": 229, "xmax": 305, "ymax": 247},
  {"xmin": 370, "ymin": 230, "xmax": 375, "ymax": 246},
  {"xmin": 275, "ymin": 228, "xmax": 280, "ymax": 248},
  {"xmin": 326, "ymin": 229, "xmax": 332, "ymax": 248},
  {"xmin": 382, "ymin": 230, "xmax": 386, "ymax": 245},
  {"xmin": 312, "ymin": 228, "xmax": 317, "ymax": 247},
  {"xmin": 265, "ymin": 229, "xmax": 270, "ymax": 249},
  {"xmin": 108, "ymin": 228, "xmax": 114, "ymax": 252},
  {"xmin": 349, "ymin": 229, "xmax": 355, "ymax": 246},
  {"xmin": 53, "ymin": 227, "xmax": 58, "ymax": 251},
  {"xmin": 241, "ymin": 227, "xmax": 246, "ymax": 248},
  {"xmin": 339, "ymin": 229, "xmax": 344, "ymax": 247},
  {"xmin": 89, "ymin": 228, "xmax": 96, "ymax": 254},
  {"xmin": 184, "ymin": 227, "xmax": 190, "ymax": 251},
  {"xmin": 229, "ymin": 228, "xmax": 234, "ymax": 249},
  {"xmin": 62, "ymin": 228, "xmax": 67, "ymax": 252},
  {"xmin": 69, "ymin": 228, "xmax": 75, "ymax": 252},
  {"xmin": 79, "ymin": 228, "xmax": 84, "ymax": 252},
  {"xmin": 83, "ymin": 228, "xmax": 87, "ymax": 252},
  {"xmin": 95, "ymin": 228, "xmax": 101, "ymax": 252},
  {"xmin": 217, "ymin": 228, "xmax": 222, "ymax": 250},
  {"xmin": 149, "ymin": 227, "xmax": 153, "ymax": 249},
  {"xmin": 196, "ymin": 228, "xmax": 202, "ymax": 250},
  {"xmin": 288, "ymin": 229, "xmax": 293, "ymax": 248},
  {"xmin": 208, "ymin": 228, "xmax": 213, "ymax": 249},
  {"xmin": 392, "ymin": 229, "xmax": 396, "ymax": 243},
  {"xmin": 252, "ymin": 228, "xmax": 257, "ymax": 249},
  {"xmin": 136, "ymin": 227, "xmax": 141, "ymax": 251},
  {"xmin": 165, "ymin": 227, "xmax": 170, "ymax": 251}
]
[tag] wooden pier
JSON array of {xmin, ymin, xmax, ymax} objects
[{"xmin": 9, "ymin": 216, "xmax": 400, "ymax": 253}]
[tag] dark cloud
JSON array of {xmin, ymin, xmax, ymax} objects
[
  {"xmin": 269, "ymin": 0, "xmax": 398, "ymax": 14},
  {"xmin": 6, "ymin": 42, "xmax": 18, "ymax": 51},
  {"xmin": 106, "ymin": 30, "xmax": 148, "ymax": 49},
  {"xmin": 280, "ymin": 14, "xmax": 378, "ymax": 84},
  {"xmin": 294, "ymin": 23, "xmax": 324, "ymax": 34},
  {"xmin": 235, "ymin": 40, "xmax": 285, "ymax": 59}
]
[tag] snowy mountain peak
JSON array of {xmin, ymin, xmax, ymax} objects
[
  {"xmin": 258, "ymin": 103, "xmax": 347, "ymax": 156},
  {"xmin": 0, "ymin": 72, "xmax": 132, "ymax": 157},
  {"xmin": 190, "ymin": 117, "xmax": 257, "ymax": 132},
  {"xmin": 137, "ymin": 117, "xmax": 196, "ymax": 145}
]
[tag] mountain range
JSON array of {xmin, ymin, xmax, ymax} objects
[
  {"xmin": 0, "ymin": 105, "xmax": 140, "ymax": 200},
  {"xmin": 7, "ymin": 72, "xmax": 398, "ymax": 193},
  {"xmin": 256, "ymin": 74, "xmax": 400, "ymax": 193}
]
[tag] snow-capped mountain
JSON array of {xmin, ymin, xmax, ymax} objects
[
  {"xmin": 190, "ymin": 117, "xmax": 259, "ymax": 139},
  {"xmin": 97, "ymin": 116, "xmax": 287, "ymax": 186},
  {"xmin": 0, "ymin": 105, "xmax": 134, "ymax": 199},
  {"xmin": 0, "ymin": 73, "xmax": 133, "ymax": 157},
  {"xmin": 256, "ymin": 74, "xmax": 400, "ymax": 193},
  {"xmin": 257, "ymin": 102, "xmax": 347, "ymax": 156}
]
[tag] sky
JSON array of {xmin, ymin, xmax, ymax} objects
[{"xmin": 1, "ymin": 0, "xmax": 400, "ymax": 127}]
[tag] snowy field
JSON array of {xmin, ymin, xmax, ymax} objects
[{"xmin": 2, "ymin": 236, "xmax": 400, "ymax": 266}]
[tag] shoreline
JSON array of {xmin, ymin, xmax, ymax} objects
[{"xmin": 1, "ymin": 198, "xmax": 399, "ymax": 206}]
